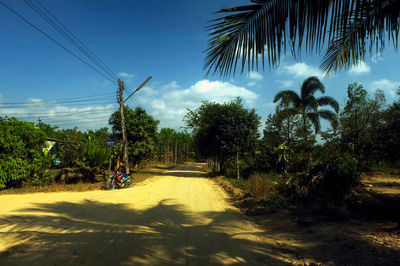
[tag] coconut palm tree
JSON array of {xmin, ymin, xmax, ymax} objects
[
  {"xmin": 205, "ymin": 0, "xmax": 400, "ymax": 76},
  {"xmin": 273, "ymin": 76, "xmax": 339, "ymax": 136}
]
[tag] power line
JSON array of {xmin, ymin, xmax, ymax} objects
[
  {"xmin": 0, "ymin": 0, "xmax": 118, "ymax": 85},
  {"xmin": 0, "ymin": 97, "xmax": 116, "ymax": 107},
  {"xmin": 43, "ymin": 118, "xmax": 111, "ymax": 127},
  {"xmin": 24, "ymin": 0, "xmax": 118, "ymax": 81},
  {"xmin": 2, "ymin": 106, "xmax": 116, "ymax": 116},
  {"xmin": 0, "ymin": 101, "xmax": 116, "ymax": 109},
  {"xmin": 32, "ymin": 0, "xmax": 118, "ymax": 79},
  {"xmin": 11, "ymin": 114, "xmax": 113, "ymax": 124},
  {"xmin": 2, "ymin": 107, "xmax": 116, "ymax": 119},
  {"xmin": 0, "ymin": 96, "xmax": 114, "ymax": 106},
  {"xmin": 33, "ymin": 116, "xmax": 112, "ymax": 123}
]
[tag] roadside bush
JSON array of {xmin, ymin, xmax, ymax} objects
[
  {"xmin": 81, "ymin": 138, "xmax": 111, "ymax": 168},
  {"xmin": 276, "ymin": 152, "xmax": 360, "ymax": 207},
  {"xmin": 249, "ymin": 172, "xmax": 274, "ymax": 200},
  {"xmin": 0, "ymin": 119, "xmax": 46, "ymax": 188},
  {"xmin": 310, "ymin": 152, "xmax": 360, "ymax": 204}
]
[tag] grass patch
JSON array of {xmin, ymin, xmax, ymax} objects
[
  {"xmin": 371, "ymin": 162, "xmax": 400, "ymax": 176},
  {"xmin": 0, "ymin": 164, "xmax": 175, "ymax": 195},
  {"xmin": 226, "ymin": 177, "xmax": 252, "ymax": 192}
]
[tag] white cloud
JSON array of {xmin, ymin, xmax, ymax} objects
[
  {"xmin": 146, "ymin": 80, "xmax": 259, "ymax": 129},
  {"xmin": 247, "ymin": 81, "xmax": 257, "ymax": 87},
  {"xmin": 162, "ymin": 81, "xmax": 180, "ymax": 90},
  {"xmin": 279, "ymin": 62, "xmax": 324, "ymax": 79},
  {"xmin": 248, "ymin": 72, "xmax": 263, "ymax": 81},
  {"xmin": 348, "ymin": 61, "xmax": 371, "ymax": 75},
  {"xmin": 0, "ymin": 98, "xmax": 115, "ymax": 130},
  {"xmin": 276, "ymin": 80, "xmax": 294, "ymax": 88},
  {"xmin": 369, "ymin": 79, "xmax": 400, "ymax": 97},
  {"xmin": 371, "ymin": 53, "xmax": 384, "ymax": 63},
  {"xmin": 117, "ymin": 72, "xmax": 134, "ymax": 79}
]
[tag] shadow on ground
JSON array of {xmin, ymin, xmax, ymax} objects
[
  {"xmin": 0, "ymin": 200, "xmax": 288, "ymax": 265},
  {"xmin": 1, "ymin": 199, "xmax": 399, "ymax": 265}
]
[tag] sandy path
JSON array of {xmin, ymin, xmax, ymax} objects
[{"xmin": 0, "ymin": 163, "xmax": 291, "ymax": 265}]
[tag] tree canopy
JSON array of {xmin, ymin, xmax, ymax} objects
[
  {"xmin": 109, "ymin": 106, "xmax": 159, "ymax": 167},
  {"xmin": 185, "ymin": 97, "xmax": 260, "ymax": 177}
]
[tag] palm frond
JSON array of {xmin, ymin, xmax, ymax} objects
[
  {"xmin": 273, "ymin": 90, "xmax": 301, "ymax": 106},
  {"xmin": 204, "ymin": 0, "xmax": 333, "ymax": 76},
  {"xmin": 317, "ymin": 96, "xmax": 339, "ymax": 113},
  {"xmin": 318, "ymin": 109, "xmax": 339, "ymax": 131},
  {"xmin": 205, "ymin": 0, "xmax": 400, "ymax": 77},
  {"xmin": 307, "ymin": 112, "xmax": 321, "ymax": 133},
  {"xmin": 300, "ymin": 76, "xmax": 325, "ymax": 99},
  {"xmin": 321, "ymin": 0, "xmax": 400, "ymax": 74}
]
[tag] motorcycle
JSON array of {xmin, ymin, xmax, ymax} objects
[{"xmin": 105, "ymin": 172, "xmax": 133, "ymax": 190}]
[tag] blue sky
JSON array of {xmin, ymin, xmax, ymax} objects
[{"xmin": 0, "ymin": 0, "xmax": 399, "ymax": 131}]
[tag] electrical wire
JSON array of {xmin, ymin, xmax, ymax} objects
[
  {"xmin": 0, "ymin": 0, "xmax": 118, "ymax": 85},
  {"xmin": 3, "ymin": 107, "xmax": 116, "ymax": 120},
  {"xmin": 0, "ymin": 100, "xmax": 116, "ymax": 109},
  {"xmin": 0, "ymin": 92, "xmax": 114, "ymax": 103},
  {"xmin": 0, "ymin": 96, "xmax": 113, "ymax": 106},
  {"xmin": 2, "ymin": 106, "xmax": 115, "ymax": 116},
  {"xmin": 24, "ymin": 0, "xmax": 118, "ymax": 81},
  {"xmin": 43, "ymin": 118, "xmax": 111, "ymax": 127},
  {"xmin": 33, "ymin": 0, "xmax": 118, "ymax": 78}
]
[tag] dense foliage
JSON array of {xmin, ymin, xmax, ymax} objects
[
  {"xmin": 109, "ymin": 106, "xmax": 159, "ymax": 167},
  {"xmin": 185, "ymin": 97, "xmax": 260, "ymax": 178},
  {"xmin": 185, "ymin": 78, "xmax": 400, "ymax": 207},
  {"xmin": 157, "ymin": 128, "xmax": 194, "ymax": 164},
  {"xmin": 0, "ymin": 119, "xmax": 46, "ymax": 188}
]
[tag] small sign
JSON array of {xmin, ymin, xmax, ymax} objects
[{"xmin": 105, "ymin": 140, "xmax": 116, "ymax": 146}]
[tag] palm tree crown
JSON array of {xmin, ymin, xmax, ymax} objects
[
  {"xmin": 273, "ymin": 76, "xmax": 339, "ymax": 134},
  {"xmin": 205, "ymin": 0, "xmax": 400, "ymax": 76}
]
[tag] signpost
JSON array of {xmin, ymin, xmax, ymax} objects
[
  {"xmin": 105, "ymin": 140, "xmax": 116, "ymax": 176},
  {"xmin": 105, "ymin": 140, "xmax": 116, "ymax": 146}
]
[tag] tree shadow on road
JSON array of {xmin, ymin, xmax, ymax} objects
[{"xmin": 0, "ymin": 199, "xmax": 290, "ymax": 265}]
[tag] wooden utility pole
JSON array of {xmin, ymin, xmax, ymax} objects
[{"xmin": 118, "ymin": 79, "xmax": 130, "ymax": 174}]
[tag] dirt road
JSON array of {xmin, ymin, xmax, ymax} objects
[{"xmin": 0, "ymin": 164, "xmax": 293, "ymax": 265}]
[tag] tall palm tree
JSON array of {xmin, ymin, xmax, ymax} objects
[
  {"xmin": 205, "ymin": 0, "xmax": 400, "ymax": 76},
  {"xmin": 273, "ymin": 76, "xmax": 339, "ymax": 135}
]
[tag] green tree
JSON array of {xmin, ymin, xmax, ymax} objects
[
  {"xmin": 55, "ymin": 127, "xmax": 84, "ymax": 168},
  {"xmin": 158, "ymin": 128, "xmax": 176, "ymax": 163},
  {"xmin": 340, "ymin": 83, "xmax": 386, "ymax": 169},
  {"xmin": 273, "ymin": 76, "xmax": 339, "ymax": 138},
  {"xmin": 205, "ymin": 0, "xmax": 400, "ymax": 76},
  {"xmin": 83, "ymin": 127, "xmax": 111, "ymax": 145},
  {"xmin": 261, "ymin": 102, "xmax": 302, "ymax": 173},
  {"xmin": 272, "ymin": 77, "xmax": 339, "ymax": 169},
  {"xmin": 0, "ymin": 118, "xmax": 46, "ymax": 188},
  {"xmin": 109, "ymin": 106, "xmax": 159, "ymax": 167},
  {"xmin": 185, "ymin": 98, "xmax": 260, "ymax": 178},
  {"xmin": 36, "ymin": 119, "xmax": 62, "ymax": 139}
]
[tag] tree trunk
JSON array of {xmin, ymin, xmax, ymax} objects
[
  {"xmin": 174, "ymin": 140, "xmax": 177, "ymax": 164},
  {"xmin": 236, "ymin": 152, "xmax": 240, "ymax": 179}
]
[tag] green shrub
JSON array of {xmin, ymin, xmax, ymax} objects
[
  {"xmin": 310, "ymin": 152, "xmax": 360, "ymax": 204},
  {"xmin": 249, "ymin": 172, "xmax": 275, "ymax": 200},
  {"xmin": 276, "ymin": 152, "xmax": 360, "ymax": 206},
  {"xmin": 0, "ymin": 119, "xmax": 46, "ymax": 188},
  {"xmin": 82, "ymin": 144, "xmax": 111, "ymax": 168}
]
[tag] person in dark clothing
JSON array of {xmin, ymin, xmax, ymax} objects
[{"xmin": 115, "ymin": 161, "xmax": 126, "ymax": 186}]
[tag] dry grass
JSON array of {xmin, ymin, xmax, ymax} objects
[
  {"xmin": 0, "ymin": 164, "xmax": 176, "ymax": 195},
  {"xmin": 362, "ymin": 172, "xmax": 400, "ymax": 195}
]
